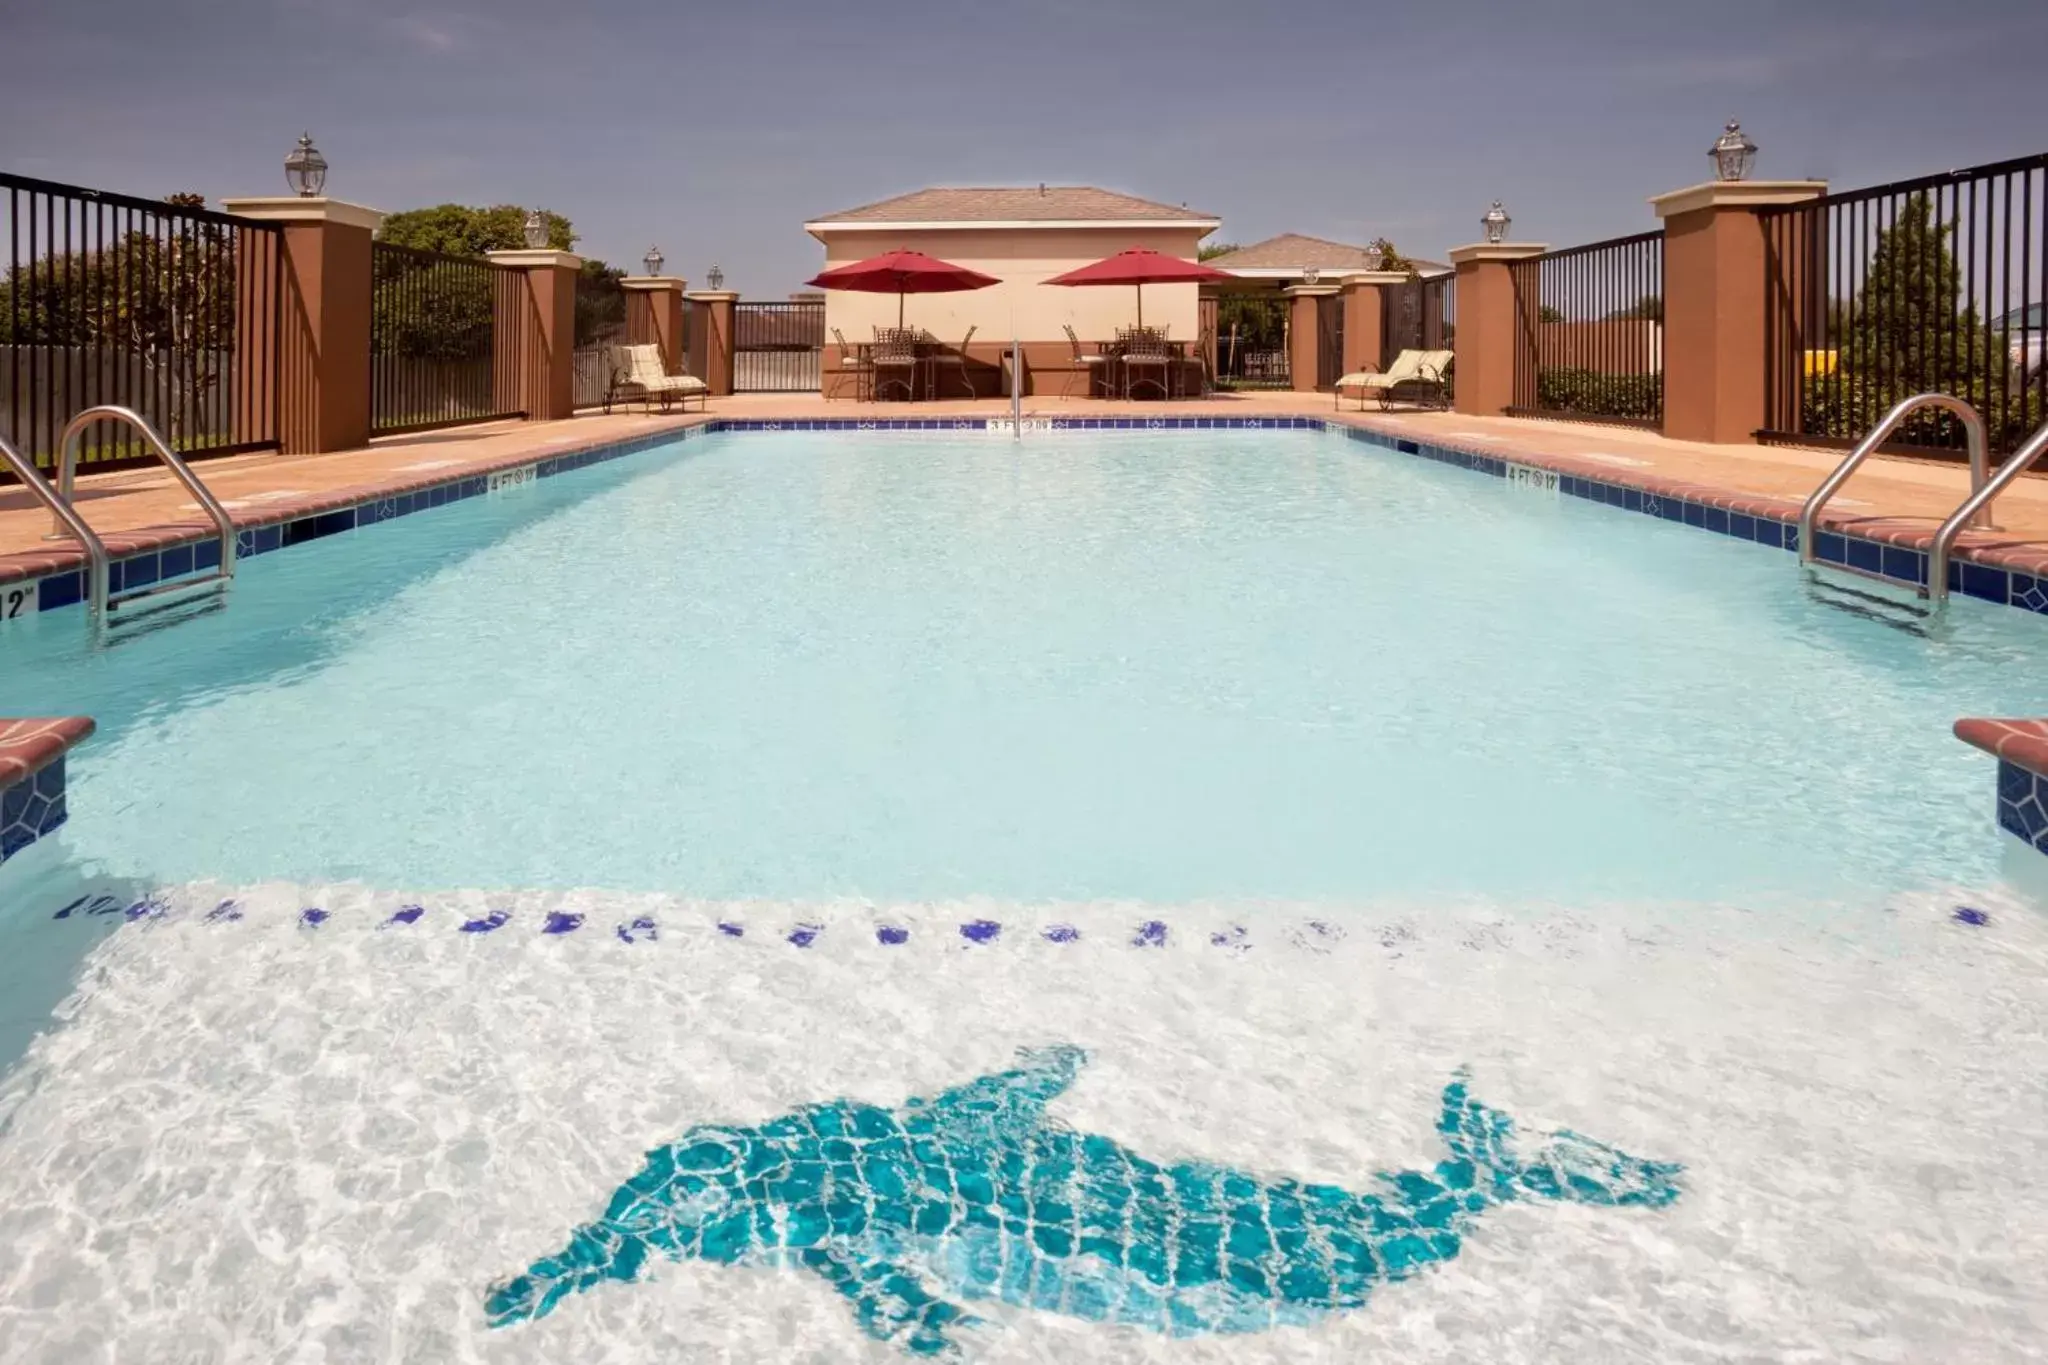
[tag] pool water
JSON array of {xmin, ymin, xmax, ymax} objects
[{"xmin": 2, "ymin": 428, "xmax": 2045, "ymax": 1362}]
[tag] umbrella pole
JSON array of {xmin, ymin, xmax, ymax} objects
[
  {"xmin": 1136, "ymin": 283, "xmax": 1143, "ymax": 329},
  {"xmin": 898, "ymin": 291, "xmax": 905, "ymax": 329}
]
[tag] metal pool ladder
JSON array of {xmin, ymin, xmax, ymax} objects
[
  {"xmin": 1927, "ymin": 417, "xmax": 2048, "ymax": 605},
  {"xmin": 36, "ymin": 405, "xmax": 238, "ymax": 625},
  {"xmin": 1797, "ymin": 393, "xmax": 1992, "ymax": 598}
]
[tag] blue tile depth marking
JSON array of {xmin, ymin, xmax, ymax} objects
[{"xmin": 480, "ymin": 1048, "xmax": 1682, "ymax": 1354}]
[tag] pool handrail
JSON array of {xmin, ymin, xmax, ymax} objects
[
  {"xmin": 48, "ymin": 405, "xmax": 237, "ymax": 618},
  {"xmin": 1798, "ymin": 393, "xmax": 1992, "ymax": 572},
  {"xmin": 2, "ymin": 431, "xmax": 112, "ymax": 617},
  {"xmin": 1928, "ymin": 418, "xmax": 2048, "ymax": 605}
]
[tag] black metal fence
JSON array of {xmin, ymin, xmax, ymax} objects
[
  {"xmin": 1510, "ymin": 230, "xmax": 1664, "ymax": 427},
  {"xmin": 1383, "ymin": 273, "xmax": 1456, "ymax": 358},
  {"xmin": 2, "ymin": 171, "xmax": 284, "ymax": 472},
  {"xmin": 369, "ymin": 242, "xmax": 523, "ymax": 436},
  {"xmin": 1214, "ymin": 293, "xmax": 1291, "ymax": 388},
  {"xmin": 1314, "ymin": 294, "xmax": 1344, "ymax": 389},
  {"xmin": 733, "ymin": 300, "xmax": 823, "ymax": 392},
  {"xmin": 1760, "ymin": 152, "xmax": 2048, "ymax": 459},
  {"xmin": 572, "ymin": 267, "xmax": 626, "ymax": 409}
]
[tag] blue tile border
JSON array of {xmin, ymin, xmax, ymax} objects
[
  {"xmin": 1326, "ymin": 420, "xmax": 2040, "ymax": 615},
  {"xmin": 0, "ymin": 755, "xmax": 69, "ymax": 866},
  {"xmin": 11, "ymin": 413, "xmax": 2046, "ymax": 623}
]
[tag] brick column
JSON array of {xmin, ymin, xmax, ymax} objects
[
  {"xmin": 622, "ymin": 276, "xmax": 687, "ymax": 373},
  {"xmin": 219, "ymin": 197, "xmax": 382, "ymax": 454},
  {"xmin": 1284, "ymin": 284, "xmax": 1338, "ymax": 392},
  {"xmin": 1652, "ymin": 180, "xmax": 1827, "ymax": 444},
  {"xmin": 1447, "ymin": 242, "xmax": 1547, "ymax": 417},
  {"xmin": 486, "ymin": 249, "xmax": 582, "ymax": 421},
  {"xmin": 1339, "ymin": 270, "xmax": 1410, "ymax": 377},
  {"xmin": 688, "ymin": 290, "xmax": 738, "ymax": 397}
]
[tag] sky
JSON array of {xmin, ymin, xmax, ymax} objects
[{"xmin": 2, "ymin": 0, "xmax": 2044, "ymax": 294}]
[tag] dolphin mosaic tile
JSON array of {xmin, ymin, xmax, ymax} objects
[{"xmin": 482, "ymin": 1047, "xmax": 1682, "ymax": 1355}]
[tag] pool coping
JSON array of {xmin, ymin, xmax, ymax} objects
[
  {"xmin": 6, "ymin": 409, "xmax": 2048, "ymax": 864},
  {"xmin": 7, "ymin": 411, "xmax": 2048, "ymax": 610},
  {"xmin": 0, "ymin": 718, "xmax": 94, "ymax": 866}
]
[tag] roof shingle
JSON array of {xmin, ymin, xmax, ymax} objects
[
  {"xmin": 810, "ymin": 186, "xmax": 1215, "ymax": 225},
  {"xmin": 1204, "ymin": 233, "xmax": 1448, "ymax": 275}
]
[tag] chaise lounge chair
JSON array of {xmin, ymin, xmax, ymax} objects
[
  {"xmin": 1333, "ymin": 349, "xmax": 1453, "ymax": 412},
  {"xmin": 606, "ymin": 343, "xmax": 710, "ymax": 413}
]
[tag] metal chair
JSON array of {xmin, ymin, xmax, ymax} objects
[
  {"xmin": 828, "ymin": 328, "xmax": 873, "ymax": 401},
  {"xmin": 924, "ymin": 325, "xmax": 977, "ymax": 399},
  {"xmin": 1119, "ymin": 327, "xmax": 1172, "ymax": 401},
  {"xmin": 1061, "ymin": 325, "xmax": 1109, "ymax": 399},
  {"xmin": 871, "ymin": 327, "xmax": 919, "ymax": 402}
]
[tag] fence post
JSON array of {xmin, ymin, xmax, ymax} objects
[
  {"xmin": 623, "ymin": 276, "xmax": 688, "ymax": 374},
  {"xmin": 1446, "ymin": 242, "xmax": 1547, "ymax": 416},
  {"xmin": 1340, "ymin": 271, "xmax": 1410, "ymax": 378},
  {"xmin": 486, "ymin": 249, "xmax": 582, "ymax": 422},
  {"xmin": 688, "ymin": 291, "xmax": 738, "ymax": 396},
  {"xmin": 1650, "ymin": 180, "xmax": 1826, "ymax": 444},
  {"xmin": 219, "ymin": 196, "xmax": 382, "ymax": 454}
]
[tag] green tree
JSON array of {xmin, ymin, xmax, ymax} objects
[
  {"xmin": 1809, "ymin": 190, "xmax": 2033, "ymax": 450},
  {"xmin": 0, "ymin": 191, "xmax": 238, "ymax": 446},
  {"xmin": 1537, "ymin": 305, "xmax": 1565, "ymax": 324},
  {"xmin": 1366, "ymin": 236, "xmax": 1414, "ymax": 275},
  {"xmin": 1607, "ymin": 295, "xmax": 1663, "ymax": 322},
  {"xmin": 376, "ymin": 203, "xmax": 576, "ymax": 255},
  {"xmin": 1197, "ymin": 241, "xmax": 1240, "ymax": 262}
]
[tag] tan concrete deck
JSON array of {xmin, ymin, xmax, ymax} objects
[{"xmin": 6, "ymin": 392, "xmax": 2048, "ymax": 578}]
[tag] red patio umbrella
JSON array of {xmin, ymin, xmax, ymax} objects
[
  {"xmin": 806, "ymin": 249, "xmax": 1000, "ymax": 329},
  {"xmin": 1042, "ymin": 248, "xmax": 1235, "ymax": 328}
]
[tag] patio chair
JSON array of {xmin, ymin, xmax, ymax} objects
[
  {"xmin": 827, "ymin": 328, "xmax": 873, "ymax": 401},
  {"xmin": 1120, "ymin": 327, "xmax": 1172, "ymax": 401},
  {"xmin": 1332, "ymin": 349, "xmax": 1453, "ymax": 412},
  {"xmin": 607, "ymin": 343, "xmax": 710, "ymax": 413},
  {"xmin": 871, "ymin": 328, "xmax": 919, "ymax": 402},
  {"xmin": 1061, "ymin": 325, "xmax": 1109, "ymax": 399},
  {"xmin": 924, "ymin": 325, "xmax": 977, "ymax": 399}
]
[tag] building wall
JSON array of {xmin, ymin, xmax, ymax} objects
[{"xmin": 815, "ymin": 227, "xmax": 1208, "ymax": 347}]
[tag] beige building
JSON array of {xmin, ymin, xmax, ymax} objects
[
  {"xmin": 1202, "ymin": 233, "xmax": 1451, "ymax": 286},
  {"xmin": 805, "ymin": 186, "xmax": 1218, "ymax": 393}
]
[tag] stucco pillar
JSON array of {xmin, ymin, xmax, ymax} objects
[
  {"xmin": 622, "ymin": 276, "xmax": 687, "ymax": 374},
  {"xmin": 220, "ymin": 196, "xmax": 382, "ymax": 454},
  {"xmin": 688, "ymin": 291, "xmax": 738, "ymax": 397},
  {"xmin": 1651, "ymin": 180, "xmax": 1827, "ymax": 444},
  {"xmin": 1284, "ymin": 285, "xmax": 1339, "ymax": 392},
  {"xmin": 1339, "ymin": 271, "xmax": 1410, "ymax": 377},
  {"xmin": 486, "ymin": 249, "xmax": 582, "ymax": 422},
  {"xmin": 1447, "ymin": 243, "xmax": 1547, "ymax": 417}
]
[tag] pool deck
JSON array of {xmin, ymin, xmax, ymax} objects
[
  {"xmin": 9, "ymin": 392, "xmax": 2048, "ymax": 577},
  {"xmin": 6, "ymin": 391, "xmax": 2048, "ymax": 826}
]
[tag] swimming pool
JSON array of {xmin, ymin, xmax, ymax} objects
[{"xmin": 2, "ymin": 426, "xmax": 2045, "ymax": 1361}]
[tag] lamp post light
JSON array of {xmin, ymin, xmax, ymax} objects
[
  {"xmin": 1710, "ymin": 118, "xmax": 1757, "ymax": 182},
  {"xmin": 284, "ymin": 134, "xmax": 327, "ymax": 198},
  {"xmin": 1302, "ymin": 267, "xmax": 1321, "ymax": 286},
  {"xmin": 1362, "ymin": 245, "xmax": 1385, "ymax": 272},
  {"xmin": 522, "ymin": 209, "xmax": 548, "ymax": 249},
  {"xmin": 1482, "ymin": 201, "xmax": 1510, "ymax": 245},
  {"xmin": 706, "ymin": 263, "xmax": 725, "ymax": 291},
  {"xmin": 643, "ymin": 245, "xmax": 665, "ymax": 277}
]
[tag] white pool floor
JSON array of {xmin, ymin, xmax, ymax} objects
[{"xmin": 1, "ymin": 881, "xmax": 2043, "ymax": 1363}]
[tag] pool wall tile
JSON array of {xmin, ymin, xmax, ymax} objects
[{"xmin": 0, "ymin": 719, "xmax": 93, "ymax": 868}]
